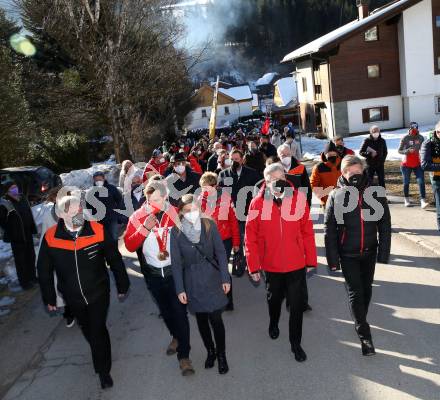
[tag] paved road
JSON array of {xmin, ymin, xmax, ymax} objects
[{"xmin": 3, "ymin": 211, "xmax": 440, "ymax": 400}]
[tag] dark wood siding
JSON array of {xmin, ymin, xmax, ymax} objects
[
  {"xmin": 432, "ymin": 0, "xmax": 440, "ymax": 75},
  {"xmin": 329, "ymin": 19, "xmax": 401, "ymax": 102}
]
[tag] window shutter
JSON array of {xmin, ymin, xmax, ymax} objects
[
  {"xmin": 362, "ymin": 108, "xmax": 369, "ymax": 123},
  {"xmin": 382, "ymin": 107, "xmax": 389, "ymax": 121}
]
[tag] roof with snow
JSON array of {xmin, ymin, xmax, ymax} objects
[
  {"xmin": 219, "ymin": 85, "xmax": 253, "ymax": 101},
  {"xmin": 282, "ymin": 0, "xmax": 423, "ymax": 63},
  {"xmin": 256, "ymin": 72, "xmax": 279, "ymax": 86},
  {"xmin": 274, "ymin": 77, "xmax": 297, "ymax": 107}
]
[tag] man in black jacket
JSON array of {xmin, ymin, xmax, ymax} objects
[
  {"xmin": 359, "ymin": 125, "xmax": 388, "ymax": 188},
  {"xmin": 207, "ymin": 142, "xmax": 224, "ymax": 172},
  {"xmin": 38, "ymin": 195, "xmax": 130, "ymax": 389},
  {"xmin": 165, "ymin": 152, "xmax": 201, "ymax": 207},
  {"xmin": 219, "ymin": 149, "xmax": 261, "ymax": 276},
  {"xmin": 259, "ymin": 134, "xmax": 277, "ymax": 158},
  {"xmin": 421, "ymin": 126, "xmax": 440, "ymax": 231},
  {"xmin": 0, "ymin": 179, "xmax": 37, "ymax": 290},
  {"xmin": 87, "ymin": 171, "xmax": 126, "ymax": 241},
  {"xmin": 324, "ymin": 155, "xmax": 391, "ymax": 357}
]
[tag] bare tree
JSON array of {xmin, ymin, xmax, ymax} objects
[{"xmin": 17, "ymin": 0, "xmax": 196, "ymax": 162}]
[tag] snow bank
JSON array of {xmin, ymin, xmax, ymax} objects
[
  {"xmin": 60, "ymin": 156, "xmax": 120, "ymax": 190},
  {"xmin": 301, "ymin": 125, "xmax": 435, "ymax": 161},
  {"xmin": 0, "ymin": 241, "xmax": 12, "ymax": 262}
]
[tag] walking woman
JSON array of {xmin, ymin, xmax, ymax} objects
[
  {"xmin": 324, "ymin": 155, "xmax": 391, "ymax": 356},
  {"xmin": 124, "ymin": 180, "xmax": 194, "ymax": 376},
  {"xmin": 198, "ymin": 172, "xmax": 240, "ymax": 311},
  {"xmin": 398, "ymin": 122, "xmax": 428, "ymax": 208},
  {"xmin": 171, "ymin": 194, "xmax": 231, "ymax": 374}
]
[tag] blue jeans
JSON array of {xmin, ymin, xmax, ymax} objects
[
  {"xmin": 431, "ymin": 179, "xmax": 440, "ymax": 231},
  {"xmin": 400, "ymin": 166, "xmax": 426, "ymax": 199}
]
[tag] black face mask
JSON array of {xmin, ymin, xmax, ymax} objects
[
  {"xmin": 348, "ymin": 174, "xmax": 363, "ymax": 187},
  {"xmin": 272, "ymin": 179, "xmax": 289, "ymax": 194},
  {"xmin": 328, "ymin": 156, "xmax": 338, "ymax": 164},
  {"xmin": 232, "ymin": 161, "xmax": 241, "ymax": 171}
]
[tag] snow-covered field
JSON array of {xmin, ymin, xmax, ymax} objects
[{"xmin": 301, "ymin": 125, "xmax": 435, "ymax": 161}]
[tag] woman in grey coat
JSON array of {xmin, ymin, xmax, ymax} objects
[{"xmin": 171, "ymin": 194, "xmax": 231, "ymax": 375}]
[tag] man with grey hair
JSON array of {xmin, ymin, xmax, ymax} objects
[
  {"xmin": 245, "ymin": 163, "xmax": 317, "ymax": 362},
  {"xmin": 359, "ymin": 125, "xmax": 388, "ymax": 188},
  {"xmin": 421, "ymin": 121, "xmax": 440, "ymax": 231},
  {"xmin": 324, "ymin": 155, "xmax": 391, "ymax": 357},
  {"xmin": 38, "ymin": 195, "xmax": 130, "ymax": 389}
]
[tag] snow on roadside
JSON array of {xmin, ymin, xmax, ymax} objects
[
  {"xmin": 301, "ymin": 125, "xmax": 435, "ymax": 161},
  {"xmin": 60, "ymin": 156, "xmax": 120, "ymax": 189}
]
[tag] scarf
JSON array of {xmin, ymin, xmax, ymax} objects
[{"xmin": 181, "ymin": 217, "xmax": 202, "ymax": 244}]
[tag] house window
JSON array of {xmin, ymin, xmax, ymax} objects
[
  {"xmin": 224, "ymin": 106, "xmax": 230, "ymax": 115},
  {"xmin": 436, "ymin": 16, "xmax": 440, "ymax": 27},
  {"xmin": 362, "ymin": 106, "xmax": 389, "ymax": 123},
  {"xmin": 367, "ymin": 64, "xmax": 380, "ymax": 78},
  {"xmin": 302, "ymin": 77, "xmax": 308, "ymax": 92},
  {"xmin": 201, "ymin": 109, "xmax": 207, "ymax": 118},
  {"xmin": 435, "ymin": 96, "xmax": 440, "ymax": 114},
  {"xmin": 365, "ymin": 26, "xmax": 378, "ymax": 41},
  {"xmin": 314, "ymin": 85, "xmax": 322, "ymax": 95}
]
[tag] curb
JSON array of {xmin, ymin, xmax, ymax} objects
[{"xmin": 393, "ymin": 228, "xmax": 440, "ymax": 257}]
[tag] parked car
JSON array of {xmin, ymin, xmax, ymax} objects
[{"xmin": 0, "ymin": 166, "xmax": 62, "ymax": 204}]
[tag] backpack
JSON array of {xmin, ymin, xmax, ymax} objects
[{"xmin": 0, "ymin": 198, "xmax": 14, "ymax": 242}]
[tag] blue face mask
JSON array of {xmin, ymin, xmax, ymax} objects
[{"xmin": 8, "ymin": 186, "xmax": 20, "ymax": 197}]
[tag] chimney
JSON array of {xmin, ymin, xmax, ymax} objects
[{"xmin": 356, "ymin": 0, "xmax": 369, "ymax": 20}]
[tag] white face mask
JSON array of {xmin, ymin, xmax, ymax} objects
[
  {"xmin": 174, "ymin": 165, "xmax": 185, "ymax": 174},
  {"xmin": 183, "ymin": 210, "xmax": 200, "ymax": 224},
  {"xmin": 224, "ymin": 158, "xmax": 232, "ymax": 167},
  {"xmin": 372, "ymin": 133, "xmax": 380, "ymax": 139},
  {"xmin": 159, "ymin": 157, "xmax": 165, "ymax": 164},
  {"xmin": 281, "ymin": 157, "xmax": 291, "ymax": 167},
  {"xmin": 95, "ymin": 180, "xmax": 104, "ymax": 187}
]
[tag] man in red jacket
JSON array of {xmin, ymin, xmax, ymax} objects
[
  {"xmin": 142, "ymin": 149, "xmax": 169, "ymax": 181},
  {"xmin": 245, "ymin": 163, "xmax": 317, "ymax": 362},
  {"xmin": 123, "ymin": 180, "xmax": 194, "ymax": 376}
]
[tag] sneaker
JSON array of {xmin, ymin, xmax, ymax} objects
[
  {"xmin": 179, "ymin": 358, "xmax": 195, "ymax": 376},
  {"xmin": 268, "ymin": 324, "xmax": 280, "ymax": 340},
  {"xmin": 65, "ymin": 316, "xmax": 75, "ymax": 328},
  {"xmin": 361, "ymin": 339, "xmax": 376, "ymax": 356},
  {"xmin": 166, "ymin": 338, "xmax": 178, "ymax": 356},
  {"xmin": 404, "ymin": 197, "xmax": 411, "ymax": 207},
  {"xmin": 421, "ymin": 199, "xmax": 429, "ymax": 209}
]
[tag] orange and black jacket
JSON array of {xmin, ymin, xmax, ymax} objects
[
  {"xmin": 285, "ymin": 157, "xmax": 312, "ymax": 207},
  {"xmin": 310, "ymin": 158, "xmax": 342, "ymax": 205},
  {"xmin": 37, "ymin": 219, "xmax": 130, "ymax": 307}
]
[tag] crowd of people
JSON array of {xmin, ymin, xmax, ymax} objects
[{"xmin": 0, "ymin": 120, "xmax": 439, "ymax": 390}]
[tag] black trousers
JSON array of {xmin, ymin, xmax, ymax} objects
[
  {"xmin": 340, "ymin": 252, "xmax": 377, "ymax": 341},
  {"xmin": 11, "ymin": 236, "xmax": 36, "ymax": 288},
  {"xmin": 367, "ymin": 164, "xmax": 385, "ymax": 188},
  {"xmin": 142, "ymin": 271, "xmax": 191, "ymax": 360},
  {"xmin": 223, "ymin": 238, "xmax": 233, "ymax": 306},
  {"xmin": 69, "ymin": 294, "xmax": 111, "ymax": 374},
  {"xmin": 195, "ymin": 309, "xmax": 226, "ymax": 353},
  {"xmin": 265, "ymin": 269, "xmax": 305, "ymax": 348}
]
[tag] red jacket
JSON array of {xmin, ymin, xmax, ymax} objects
[
  {"xmin": 124, "ymin": 204, "xmax": 179, "ymax": 252},
  {"xmin": 142, "ymin": 158, "xmax": 169, "ymax": 182},
  {"xmin": 199, "ymin": 191, "xmax": 240, "ymax": 247},
  {"xmin": 188, "ymin": 155, "xmax": 203, "ymax": 174},
  {"xmin": 245, "ymin": 184, "xmax": 317, "ymax": 274}
]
